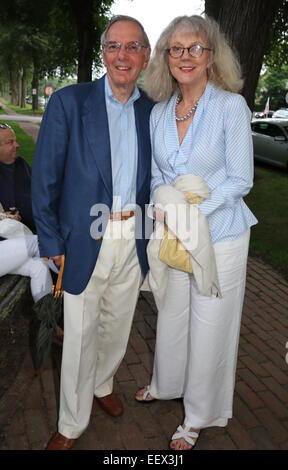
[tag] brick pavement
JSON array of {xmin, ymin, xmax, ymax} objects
[{"xmin": 0, "ymin": 256, "xmax": 287, "ymax": 450}]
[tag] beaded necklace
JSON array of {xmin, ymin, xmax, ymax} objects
[{"xmin": 175, "ymin": 95, "xmax": 199, "ymax": 122}]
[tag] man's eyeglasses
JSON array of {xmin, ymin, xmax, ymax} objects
[
  {"xmin": 0, "ymin": 123, "xmax": 12, "ymax": 130},
  {"xmin": 167, "ymin": 44, "xmax": 213, "ymax": 59},
  {"xmin": 103, "ymin": 41, "xmax": 148, "ymax": 55}
]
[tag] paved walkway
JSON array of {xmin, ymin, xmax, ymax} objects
[
  {"xmin": 0, "ymin": 256, "xmax": 287, "ymax": 451},
  {"xmin": 0, "ymin": 100, "xmax": 41, "ymax": 141}
]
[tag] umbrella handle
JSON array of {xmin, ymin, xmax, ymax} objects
[{"xmin": 54, "ymin": 255, "xmax": 65, "ymax": 297}]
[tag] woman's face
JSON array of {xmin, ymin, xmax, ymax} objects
[{"xmin": 168, "ymin": 29, "xmax": 212, "ymax": 89}]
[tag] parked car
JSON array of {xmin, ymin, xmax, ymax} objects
[
  {"xmin": 251, "ymin": 118, "xmax": 288, "ymax": 170},
  {"xmin": 38, "ymin": 97, "xmax": 46, "ymax": 108},
  {"xmin": 26, "ymin": 95, "xmax": 45, "ymax": 107},
  {"xmin": 273, "ymin": 108, "xmax": 288, "ymax": 119},
  {"xmin": 254, "ymin": 111, "xmax": 274, "ymax": 119}
]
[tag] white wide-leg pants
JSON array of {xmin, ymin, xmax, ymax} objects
[
  {"xmin": 58, "ymin": 217, "xmax": 142, "ymax": 439},
  {"xmin": 149, "ymin": 230, "xmax": 250, "ymax": 430},
  {"xmin": 0, "ymin": 235, "xmax": 53, "ymax": 302}
]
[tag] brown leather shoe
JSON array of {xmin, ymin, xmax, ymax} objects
[
  {"xmin": 95, "ymin": 392, "xmax": 123, "ymax": 417},
  {"xmin": 46, "ymin": 432, "xmax": 75, "ymax": 450}
]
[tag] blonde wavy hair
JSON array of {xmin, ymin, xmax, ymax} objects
[{"xmin": 143, "ymin": 15, "xmax": 243, "ymax": 102}]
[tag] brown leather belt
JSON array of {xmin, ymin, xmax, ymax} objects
[{"xmin": 109, "ymin": 210, "xmax": 135, "ymax": 221}]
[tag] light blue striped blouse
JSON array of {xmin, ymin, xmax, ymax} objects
[{"xmin": 150, "ymin": 81, "xmax": 258, "ymax": 244}]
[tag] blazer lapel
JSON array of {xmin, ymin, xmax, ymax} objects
[{"xmin": 82, "ymin": 77, "xmax": 112, "ymax": 197}]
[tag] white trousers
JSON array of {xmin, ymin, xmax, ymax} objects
[
  {"xmin": 0, "ymin": 235, "xmax": 53, "ymax": 302},
  {"xmin": 58, "ymin": 217, "xmax": 142, "ymax": 439},
  {"xmin": 149, "ymin": 230, "xmax": 250, "ymax": 430}
]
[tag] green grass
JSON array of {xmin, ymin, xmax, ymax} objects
[
  {"xmin": 0, "ymin": 97, "xmax": 44, "ymax": 116},
  {"xmin": 0, "ymin": 107, "xmax": 5, "ymax": 114},
  {"xmin": 245, "ymin": 165, "xmax": 288, "ymax": 280},
  {"xmin": 0, "ymin": 120, "xmax": 36, "ymax": 166}
]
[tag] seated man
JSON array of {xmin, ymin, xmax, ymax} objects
[
  {"xmin": 0, "ymin": 123, "xmax": 54, "ymax": 302},
  {"xmin": 0, "ymin": 123, "xmax": 36, "ymax": 233}
]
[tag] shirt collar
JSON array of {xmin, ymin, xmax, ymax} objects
[
  {"xmin": 202, "ymin": 81, "xmax": 217, "ymax": 109},
  {"xmin": 105, "ymin": 74, "xmax": 140, "ymax": 106},
  {"xmin": 0, "ymin": 160, "xmax": 15, "ymax": 169}
]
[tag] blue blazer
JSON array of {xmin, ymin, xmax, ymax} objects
[{"xmin": 32, "ymin": 76, "xmax": 154, "ymax": 294}]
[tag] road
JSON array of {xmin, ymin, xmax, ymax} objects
[{"xmin": 0, "ymin": 114, "xmax": 42, "ymax": 124}]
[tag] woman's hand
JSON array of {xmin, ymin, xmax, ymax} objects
[{"xmin": 153, "ymin": 207, "xmax": 165, "ymax": 222}]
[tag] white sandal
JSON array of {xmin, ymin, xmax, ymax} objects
[
  {"xmin": 170, "ymin": 425, "xmax": 199, "ymax": 450},
  {"xmin": 135, "ymin": 385, "xmax": 155, "ymax": 403}
]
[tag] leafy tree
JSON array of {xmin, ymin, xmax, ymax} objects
[
  {"xmin": 0, "ymin": 23, "xmax": 35, "ymax": 106},
  {"xmin": 255, "ymin": 66, "xmax": 288, "ymax": 111},
  {"xmin": 0, "ymin": 0, "xmax": 116, "ymax": 105},
  {"xmin": 264, "ymin": 0, "xmax": 288, "ymax": 69},
  {"xmin": 0, "ymin": 0, "xmax": 57, "ymax": 109},
  {"xmin": 65, "ymin": 0, "xmax": 114, "ymax": 82}
]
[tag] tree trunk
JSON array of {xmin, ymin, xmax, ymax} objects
[
  {"xmin": 9, "ymin": 69, "xmax": 19, "ymax": 105},
  {"xmin": 17, "ymin": 70, "xmax": 22, "ymax": 107},
  {"xmin": 205, "ymin": 0, "xmax": 223, "ymax": 18},
  {"xmin": 21, "ymin": 68, "xmax": 27, "ymax": 108},
  {"xmin": 31, "ymin": 58, "xmax": 39, "ymax": 111},
  {"xmin": 205, "ymin": 0, "xmax": 282, "ymax": 110},
  {"xmin": 69, "ymin": 0, "xmax": 94, "ymax": 83}
]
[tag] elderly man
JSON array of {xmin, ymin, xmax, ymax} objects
[
  {"xmin": 0, "ymin": 123, "xmax": 53, "ymax": 302},
  {"xmin": 0, "ymin": 123, "xmax": 35, "ymax": 233},
  {"xmin": 32, "ymin": 15, "xmax": 153, "ymax": 450}
]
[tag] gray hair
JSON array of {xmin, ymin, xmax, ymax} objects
[
  {"xmin": 143, "ymin": 15, "xmax": 243, "ymax": 102},
  {"xmin": 101, "ymin": 15, "xmax": 150, "ymax": 48}
]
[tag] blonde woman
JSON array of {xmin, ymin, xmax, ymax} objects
[{"xmin": 135, "ymin": 15, "xmax": 257, "ymax": 451}]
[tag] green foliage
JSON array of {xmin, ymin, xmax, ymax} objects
[
  {"xmin": 0, "ymin": 0, "xmax": 76, "ymax": 80},
  {"xmin": 44, "ymin": 0, "xmax": 78, "ymax": 77},
  {"xmin": 264, "ymin": 0, "xmax": 288, "ymax": 68},
  {"xmin": 255, "ymin": 65, "xmax": 288, "ymax": 110},
  {"xmin": 93, "ymin": 0, "xmax": 115, "ymax": 72},
  {"xmin": 38, "ymin": 76, "xmax": 77, "ymax": 96},
  {"xmin": 245, "ymin": 165, "xmax": 288, "ymax": 279},
  {"xmin": 0, "ymin": 0, "xmax": 115, "ymax": 87}
]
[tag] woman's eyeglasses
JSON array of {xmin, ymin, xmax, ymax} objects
[{"xmin": 167, "ymin": 44, "xmax": 213, "ymax": 59}]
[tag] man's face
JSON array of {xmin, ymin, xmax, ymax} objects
[
  {"xmin": 0, "ymin": 129, "xmax": 19, "ymax": 164},
  {"xmin": 102, "ymin": 21, "xmax": 150, "ymax": 96}
]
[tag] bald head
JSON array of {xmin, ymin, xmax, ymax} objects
[{"xmin": 0, "ymin": 126, "xmax": 19, "ymax": 164}]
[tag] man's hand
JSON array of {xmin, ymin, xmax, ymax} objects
[
  {"xmin": 5, "ymin": 207, "xmax": 21, "ymax": 221},
  {"xmin": 51, "ymin": 255, "xmax": 64, "ymax": 267}
]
